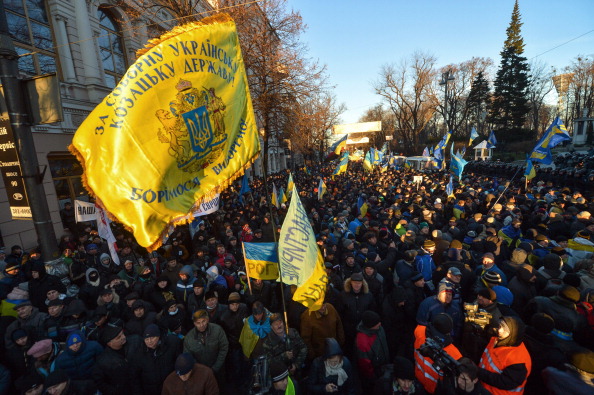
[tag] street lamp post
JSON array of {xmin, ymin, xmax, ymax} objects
[{"xmin": 440, "ymin": 69, "xmax": 455, "ymax": 133}]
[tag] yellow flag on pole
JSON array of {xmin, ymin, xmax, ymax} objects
[
  {"xmin": 69, "ymin": 15, "xmax": 260, "ymax": 250},
  {"xmin": 279, "ymin": 188, "xmax": 329, "ymax": 310}
]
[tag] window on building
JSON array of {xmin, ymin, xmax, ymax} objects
[
  {"xmin": 47, "ymin": 154, "xmax": 92, "ymax": 209},
  {"xmin": 4, "ymin": 0, "xmax": 57, "ymax": 77},
  {"xmin": 97, "ymin": 8, "xmax": 126, "ymax": 88}
]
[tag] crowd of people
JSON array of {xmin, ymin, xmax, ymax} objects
[{"xmin": 1, "ymin": 160, "xmax": 594, "ymax": 395}]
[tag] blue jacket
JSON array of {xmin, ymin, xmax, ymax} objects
[
  {"xmin": 416, "ymin": 295, "xmax": 463, "ymax": 337},
  {"xmin": 55, "ymin": 330, "xmax": 103, "ymax": 380},
  {"xmin": 415, "ymin": 252, "xmax": 435, "ymax": 282}
]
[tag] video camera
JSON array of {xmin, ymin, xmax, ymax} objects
[
  {"xmin": 464, "ymin": 302, "xmax": 494, "ymax": 330},
  {"xmin": 417, "ymin": 337, "xmax": 461, "ymax": 377},
  {"xmin": 249, "ymin": 356, "xmax": 271, "ymax": 395}
]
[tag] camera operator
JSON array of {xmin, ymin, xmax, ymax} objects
[
  {"xmin": 460, "ymin": 288, "xmax": 502, "ymax": 363},
  {"xmin": 414, "ymin": 313, "xmax": 462, "ymax": 394},
  {"xmin": 478, "ymin": 316, "xmax": 531, "ymax": 395},
  {"xmin": 436, "ymin": 357, "xmax": 491, "ymax": 395}
]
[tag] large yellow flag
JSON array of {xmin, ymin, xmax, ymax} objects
[
  {"xmin": 279, "ymin": 188, "xmax": 329, "ymax": 310},
  {"xmin": 69, "ymin": 14, "xmax": 259, "ymax": 250}
]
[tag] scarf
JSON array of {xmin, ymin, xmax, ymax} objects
[
  {"xmin": 248, "ymin": 315, "xmax": 271, "ymax": 338},
  {"xmin": 324, "ymin": 359, "xmax": 348, "ymax": 386}
]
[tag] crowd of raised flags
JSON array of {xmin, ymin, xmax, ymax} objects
[{"xmin": 237, "ymin": 117, "xmax": 574, "ymax": 310}]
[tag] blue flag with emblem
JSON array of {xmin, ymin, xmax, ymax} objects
[
  {"xmin": 450, "ymin": 143, "xmax": 468, "ymax": 180},
  {"xmin": 422, "ymin": 146, "xmax": 430, "ymax": 157},
  {"xmin": 446, "ymin": 176, "xmax": 454, "ymax": 197},
  {"xmin": 486, "ymin": 131, "xmax": 497, "ymax": 149},
  {"xmin": 435, "ymin": 130, "xmax": 452, "ymax": 152},
  {"xmin": 469, "ymin": 127, "xmax": 479, "ymax": 145},
  {"xmin": 239, "ymin": 172, "xmax": 251, "ymax": 196},
  {"xmin": 529, "ymin": 117, "xmax": 571, "ymax": 165}
]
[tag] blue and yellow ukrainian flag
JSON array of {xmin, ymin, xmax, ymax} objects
[
  {"xmin": 333, "ymin": 152, "xmax": 349, "ymax": 176},
  {"xmin": 363, "ymin": 151, "xmax": 373, "ymax": 172},
  {"xmin": 279, "ymin": 186, "xmax": 287, "ymax": 204},
  {"xmin": 524, "ymin": 159, "xmax": 536, "ymax": 181},
  {"xmin": 329, "ymin": 134, "xmax": 348, "ymax": 155},
  {"xmin": 446, "ymin": 176, "xmax": 454, "ymax": 197},
  {"xmin": 469, "ymin": 127, "xmax": 479, "ymax": 146},
  {"xmin": 529, "ymin": 117, "xmax": 571, "ymax": 165},
  {"xmin": 271, "ymin": 183, "xmax": 280, "ymax": 209},
  {"xmin": 243, "ymin": 242, "xmax": 279, "ymax": 280},
  {"xmin": 450, "ymin": 144, "xmax": 468, "ymax": 180},
  {"xmin": 286, "ymin": 173, "xmax": 294, "ymax": 195},
  {"xmin": 486, "ymin": 131, "xmax": 497, "ymax": 149},
  {"xmin": 318, "ymin": 178, "xmax": 327, "ymax": 200}
]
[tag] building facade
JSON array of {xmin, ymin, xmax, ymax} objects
[{"xmin": 0, "ymin": 0, "xmax": 286, "ymax": 250}]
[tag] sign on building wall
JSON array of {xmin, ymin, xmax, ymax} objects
[{"xmin": 0, "ymin": 118, "xmax": 31, "ymax": 219}]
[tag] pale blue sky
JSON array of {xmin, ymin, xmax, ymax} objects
[{"xmin": 286, "ymin": 0, "xmax": 594, "ymax": 124}]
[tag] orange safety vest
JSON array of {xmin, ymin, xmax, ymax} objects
[
  {"xmin": 479, "ymin": 337, "xmax": 532, "ymax": 395},
  {"xmin": 413, "ymin": 325, "xmax": 462, "ymax": 394}
]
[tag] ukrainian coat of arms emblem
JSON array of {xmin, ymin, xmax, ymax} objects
[{"xmin": 156, "ymin": 79, "xmax": 227, "ymax": 172}]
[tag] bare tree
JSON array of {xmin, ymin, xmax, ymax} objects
[
  {"xmin": 289, "ymin": 92, "xmax": 345, "ymax": 164},
  {"xmin": 221, "ymin": 0, "xmax": 328, "ymax": 174},
  {"xmin": 526, "ymin": 60, "xmax": 555, "ymax": 137},
  {"xmin": 566, "ymin": 55, "xmax": 594, "ymax": 125},
  {"xmin": 358, "ymin": 104, "xmax": 397, "ymax": 151},
  {"xmin": 373, "ymin": 52, "xmax": 438, "ymax": 155},
  {"xmin": 433, "ymin": 57, "xmax": 494, "ymax": 139}
]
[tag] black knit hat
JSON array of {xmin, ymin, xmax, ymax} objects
[
  {"xmin": 269, "ymin": 360, "xmax": 289, "ymax": 382},
  {"xmin": 175, "ymin": 353, "xmax": 195, "ymax": 376},
  {"xmin": 100, "ymin": 325, "xmax": 122, "ymax": 346},
  {"xmin": 432, "ymin": 313, "xmax": 453, "ymax": 335},
  {"xmin": 361, "ymin": 310, "xmax": 381, "ymax": 329},
  {"xmin": 393, "ymin": 356, "xmax": 415, "ymax": 380}
]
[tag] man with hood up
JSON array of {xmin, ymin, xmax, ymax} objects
[
  {"xmin": 478, "ymin": 316, "xmax": 532, "ymax": 395},
  {"xmin": 175, "ymin": 265, "xmax": 195, "ymax": 304},
  {"xmin": 78, "ymin": 268, "xmax": 101, "ymax": 310},
  {"xmin": 96, "ymin": 253, "xmax": 118, "ymax": 284},
  {"xmin": 305, "ymin": 337, "xmax": 356, "ymax": 394},
  {"xmin": 28, "ymin": 261, "xmax": 66, "ymax": 312}
]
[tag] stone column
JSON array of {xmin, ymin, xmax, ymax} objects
[
  {"xmin": 74, "ymin": 0, "xmax": 102, "ymax": 84},
  {"xmin": 53, "ymin": 15, "xmax": 76, "ymax": 82}
]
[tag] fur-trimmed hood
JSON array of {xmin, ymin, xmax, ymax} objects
[
  {"xmin": 96, "ymin": 288, "xmax": 120, "ymax": 306},
  {"xmin": 343, "ymin": 277, "xmax": 369, "ymax": 294}
]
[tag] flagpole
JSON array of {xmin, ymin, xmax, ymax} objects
[
  {"xmin": 241, "ymin": 241, "xmax": 253, "ymax": 296},
  {"xmin": 262, "ymin": 172, "xmax": 291, "ymax": 334},
  {"xmin": 491, "ymin": 166, "xmax": 523, "ymax": 210}
]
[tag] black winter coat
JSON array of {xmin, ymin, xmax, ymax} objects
[
  {"xmin": 131, "ymin": 334, "xmax": 182, "ymax": 395},
  {"xmin": 93, "ymin": 346, "xmax": 135, "ymax": 395},
  {"xmin": 28, "ymin": 261, "xmax": 66, "ymax": 312}
]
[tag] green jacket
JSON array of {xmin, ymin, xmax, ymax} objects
[
  {"xmin": 263, "ymin": 328, "xmax": 308, "ymax": 371},
  {"xmin": 183, "ymin": 323, "xmax": 229, "ymax": 373}
]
